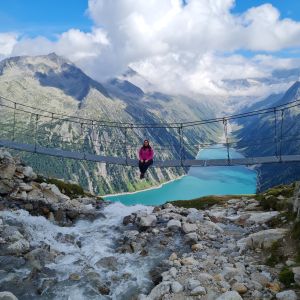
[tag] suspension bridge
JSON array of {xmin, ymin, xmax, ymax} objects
[{"xmin": 0, "ymin": 95, "xmax": 300, "ymax": 167}]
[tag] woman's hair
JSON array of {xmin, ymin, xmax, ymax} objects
[{"xmin": 142, "ymin": 139, "xmax": 151, "ymax": 149}]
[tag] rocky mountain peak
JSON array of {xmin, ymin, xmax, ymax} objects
[
  {"xmin": 0, "ymin": 53, "xmax": 110, "ymax": 101},
  {"xmin": 276, "ymin": 81, "xmax": 300, "ymax": 106}
]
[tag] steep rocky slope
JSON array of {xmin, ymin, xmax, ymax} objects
[{"xmin": 235, "ymin": 82, "xmax": 300, "ymax": 191}]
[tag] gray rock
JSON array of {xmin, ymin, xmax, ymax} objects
[
  {"xmin": 167, "ymin": 219, "xmax": 181, "ymax": 231},
  {"xmin": 292, "ymin": 266, "xmax": 300, "ymax": 285},
  {"xmin": 96, "ymin": 256, "xmax": 118, "ymax": 271},
  {"xmin": 0, "ymin": 156, "xmax": 16, "ymax": 180},
  {"xmin": 276, "ymin": 290, "xmax": 297, "ymax": 300},
  {"xmin": 187, "ymin": 279, "xmax": 201, "ymax": 290},
  {"xmin": 232, "ymin": 282, "xmax": 247, "ymax": 294},
  {"xmin": 204, "ymin": 220, "xmax": 224, "ymax": 233},
  {"xmin": 123, "ymin": 214, "xmax": 135, "ymax": 225},
  {"xmin": 123, "ymin": 230, "xmax": 139, "ymax": 240},
  {"xmin": 251, "ymin": 290, "xmax": 263, "ymax": 299},
  {"xmin": 6, "ymin": 239, "xmax": 30, "ymax": 255},
  {"xmin": 22, "ymin": 166, "xmax": 37, "ymax": 180},
  {"xmin": 169, "ymin": 267, "xmax": 177, "ymax": 278},
  {"xmin": 147, "ymin": 281, "xmax": 170, "ymax": 299},
  {"xmin": 181, "ymin": 256, "xmax": 198, "ymax": 265},
  {"xmin": 18, "ymin": 182, "xmax": 33, "ymax": 192},
  {"xmin": 171, "ymin": 281, "xmax": 183, "ymax": 293},
  {"xmin": 139, "ymin": 215, "xmax": 157, "ymax": 228},
  {"xmin": 0, "ymin": 291, "xmax": 18, "ymax": 300},
  {"xmin": 250, "ymin": 272, "xmax": 269, "ymax": 287},
  {"xmin": 247, "ymin": 211, "xmax": 280, "ymax": 224},
  {"xmin": 187, "ymin": 211, "xmax": 204, "ymax": 223},
  {"xmin": 182, "ymin": 222, "xmax": 197, "ymax": 233},
  {"xmin": 0, "ymin": 179, "xmax": 14, "ymax": 195},
  {"xmin": 222, "ymin": 267, "xmax": 244, "ymax": 281},
  {"xmin": 216, "ymin": 291, "xmax": 243, "ymax": 300},
  {"xmin": 190, "ymin": 286, "xmax": 206, "ymax": 296},
  {"xmin": 237, "ymin": 228, "xmax": 288, "ymax": 250},
  {"xmin": 184, "ymin": 232, "xmax": 198, "ymax": 245}
]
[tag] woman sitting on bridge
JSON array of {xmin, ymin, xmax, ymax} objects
[{"xmin": 138, "ymin": 140, "xmax": 154, "ymax": 179}]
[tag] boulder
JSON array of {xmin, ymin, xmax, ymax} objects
[
  {"xmin": 149, "ymin": 262, "xmax": 170, "ymax": 285},
  {"xmin": 0, "ymin": 292, "xmax": 18, "ymax": 300},
  {"xmin": 204, "ymin": 220, "xmax": 224, "ymax": 233},
  {"xmin": 237, "ymin": 228, "xmax": 288, "ymax": 250},
  {"xmin": 182, "ymin": 223, "xmax": 197, "ymax": 234},
  {"xmin": 18, "ymin": 182, "xmax": 33, "ymax": 192},
  {"xmin": 96, "ymin": 256, "xmax": 118, "ymax": 271},
  {"xmin": 184, "ymin": 232, "xmax": 198, "ymax": 245},
  {"xmin": 244, "ymin": 202, "xmax": 260, "ymax": 211},
  {"xmin": 0, "ymin": 156, "xmax": 16, "ymax": 180},
  {"xmin": 187, "ymin": 279, "xmax": 201, "ymax": 290},
  {"xmin": 6, "ymin": 239, "xmax": 30, "ymax": 255},
  {"xmin": 123, "ymin": 230, "xmax": 139, "ymax": 241},
  {"xmin": 181, "ymin": 257, "xmax": 198, "ymax": 266},
  {"xmin": 22, "ymin": 166, "xmax": 37, "ymax": 180},
  {"xmin": 0, "ymin": 179, "xmax": 14, "ymax": 195},
  {"xmin": 232, "ymin": 282, "xmax": 248, "ymax": 294},
  {"xmin": 191, "ymin": 243, "xmax": 203, "ymax": 251},
  {"xmin": 167, "ymin": 219, "xmax": 181, "ymax": 231},
  {"xmin": 222, "ymin": 267, "xmax": 244, "ymax": 281},
  {"xmin": 190, "ymin": 286, "xmax": 206, "ymax": 296},
  {"xmin": 171, "ymin": 281, "xmax": 183, "ymax": 293},
  {"xmin": 123, "ymin": 214, "xmax": 135, "ymax": 225},
  {"xmin": 139, "ymin": 215, "xmax": 157, "ymax": 228},
  {"xmin": 276, "ymin": 290, "xmax": 297, "ymax": 300},
  {"xmin": 186, "ymin": 211, "xmax": 204, "ymax": 223},
  {"xmin": 247, "ymin": 211, "xmax": 280, "ymax": 224},
  {"xmin": 27, "ymin": 187, "xmax": 44, "ymax": 201},
  {"xmin": 216, "ymin": 291, "xmax": 243, "ymax": 300},
  {"xmin": 292, "ymin": 266, "xmax": 300, "ymax": 285},
  {"xmin": 147, "ymin": 281, "xmax": 171, "ymax": 299},
  {"xmin": 169, "ymin": 253, "xmax": 178, "ymax": 261}
]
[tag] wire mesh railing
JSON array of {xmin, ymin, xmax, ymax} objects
[{"xmin": 0, "ymin": 95, "xmax": 300, "ymax": 166}]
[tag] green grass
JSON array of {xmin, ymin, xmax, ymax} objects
[
  {"xmin": 255, "ymin": 183, "xmax": 295, "ymax": 211},
  {"xmin": 170, "ymin": 195, "xmax": 252, "ymax": 210},
  {"xmin": 265, "ymin": 240, "xmax": 285, "ymax": 267},
  {"xmin": 279, "ymin": 267, "xmax": 295, "ymax": 287},
  {"xmin": 36, "ymin": 175, "xmax": 85, "ymax": 198}
]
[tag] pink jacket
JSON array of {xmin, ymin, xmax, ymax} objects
[{"xmin": 139, "ymin": 147, "xmax": 154, "ymax": 161}]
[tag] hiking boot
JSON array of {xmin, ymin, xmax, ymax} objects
[{"xmin": 140, "ymin": 173, "xmax": 144, "ymax": 179}]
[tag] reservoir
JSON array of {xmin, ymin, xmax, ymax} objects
[{"xmin": 105, "ymin": 146, "xmax": 257, "ymax": 206}]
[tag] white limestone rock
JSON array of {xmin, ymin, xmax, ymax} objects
[
  {"xmin": 182, "ymin": 222, "xmax": 197, "ymax": 233},
  {"xmin": 216, "ymin": 291, "xmax": 243, "ymax": 300},
  {"xmin": 167, "ymin": 219, "xmax": 181, "ymax": 231}
]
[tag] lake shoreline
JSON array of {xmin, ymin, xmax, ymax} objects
[{"xmin": 103, "ymin": 175, "xmax": 185, "ymax": 198}]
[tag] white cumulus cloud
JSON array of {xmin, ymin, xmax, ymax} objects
[{"xmin": 1, "ymin": 0, "xmax": 300, "ymax": 97}]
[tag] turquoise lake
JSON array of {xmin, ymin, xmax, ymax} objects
[{"xmin": 104, "ymin": 146, "xmax": 257, "ymax": 206}]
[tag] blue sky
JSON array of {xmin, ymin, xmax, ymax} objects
[
  {"xmin": 0, "ymin": 0, "xmax": 92, "ymax": 38},
  {"xmin": 0, "ymin": 0, "xmax": 299, "ymax": 38},
  {"xmin": 233, "ymin": 0, "xmax": 300, "ymax": 20}
]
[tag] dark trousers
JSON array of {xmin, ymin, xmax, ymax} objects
[{"xmin": 139, "ymin": 159, "xmax": 153, "ymax": 174}]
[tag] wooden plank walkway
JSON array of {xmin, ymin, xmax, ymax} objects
[{"xmin": 1, "ymin": 139, "xmax": 300, "ymax": 167}]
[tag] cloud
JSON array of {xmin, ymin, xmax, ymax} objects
[
  {"xmin": 1, "ymin": 0, "xmax": 300, "ymax": 97},
  {"xmin": 0, "ymin": 33, "xmax": 18, "ymax": 59},
  {"xmin": 11, "ymin": 28, "xmax": 109, "ymax": 61}
]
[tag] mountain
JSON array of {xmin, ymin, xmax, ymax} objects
[
  {"xmin": 0, "ymin": 53, "xmax": 220, "ymax": 194},
  {"xmin": 235, "ymin": 82, "xmax": 300, "ymax": 190}
]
